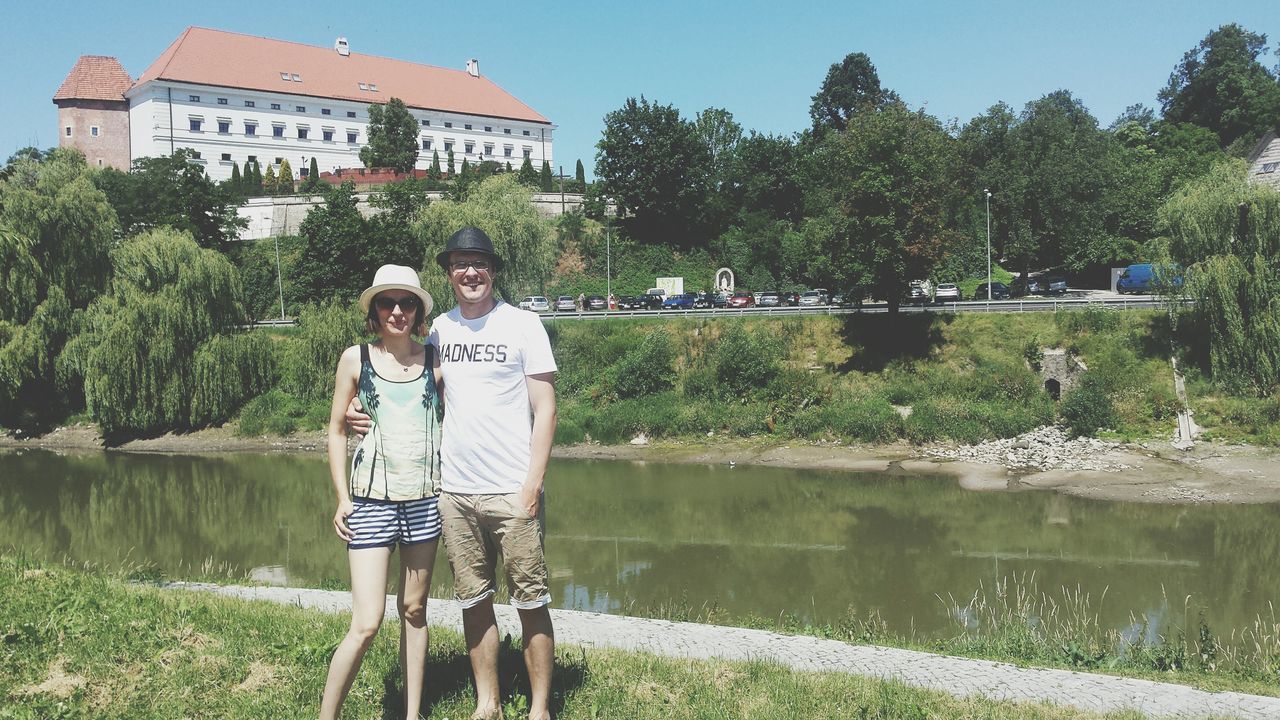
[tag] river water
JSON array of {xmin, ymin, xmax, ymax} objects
[{"xmin": 3, "ymin": 449, "xmax": 1278, "ymax": 639}]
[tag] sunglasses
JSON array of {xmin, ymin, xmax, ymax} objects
[
  {"xmin": 449, "ymin": 259, "xmax": 492, "ymax": 273},
  {"xmin": 373, "ymin": 295, "xmax": 422, "ymax": 312}
]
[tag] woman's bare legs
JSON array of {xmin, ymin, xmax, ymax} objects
[
  {"xmin": 320, "ymin": 546, "xmax": 391, "ymax": 720},
  {"xmin": 398, "ymin": 540, "xmax": 438, "ymax": 719}
]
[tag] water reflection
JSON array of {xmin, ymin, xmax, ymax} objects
[{"xmin": 2, "ymin": 449, "xmax": 1278, "ymax": 638}]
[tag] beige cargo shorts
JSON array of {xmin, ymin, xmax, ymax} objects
[{"xmin": 438, "ymin": 492, "xmax": 550, "ymax": 609}]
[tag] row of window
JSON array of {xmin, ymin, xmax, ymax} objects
[
  {"xmin": 183, "ymin": 94, "xmax": 538, "ymax": 137},
  {"xmin": 420, "ymin": 137, "xmax": 531, "ymax": 160},
  {"xmin": 189, "ymin": 118, "xmax": 359, "ymax": 143},
  {"xmin": 65, "ymin": 125, "xmax": 103, "ymax": 138},
  {"xmin": 188, "ymin": 94, "xmax": 360, "ymax": 118}
]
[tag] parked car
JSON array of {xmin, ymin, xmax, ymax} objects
[
  {"xmin": 1043, "ymin": 276, "xmax": 1068, "ymax": 295},
  {"xmin": 519, "ymin": 296, "xmax": 549, "ymax": 312},
  {"xmin": 554, "ymin": 295, "xmax": 576, "ymax": 312},
  {"xmin": 640, "ymin": 288, "xmax": 666, "ymax": 309},
  {"xmin": 757, "ymin": 291, "xmax": 782, "ymax": 307},
  {"xmin": 798, "ymin": 290, "xmax": 824, "ymax": 306},
  {"xmin": 1008, "ymin": 276, "xmax": 1041, "ymax": 297},
  {"xmin": 728, "ymin": 291, "xmax": 755, "ymax": 308},
  {"xmin": 614, "ymin": 295, "xmax": 640, "ymax": 310},
  {"xmin": 1116, "ymin": 263, "xmax": 1182, "ymax": 294},
  {"xmin": 662, "ymin": 293, "xmax": 697, "ymax": 310},
  {"xmin": 813, "ymin": 288, "xmax": 830, "ymax": 304},
  {"xmin": 693, "ymin": 292, "xmax": 715, "ymax": 309},
  {"xmin": 906, "ymin": 280, "xmax": 932, "ymax": 304},
  {"xmin": 585, "ymin": 294, "xmax": 607, "ymax": 311},
  {"xmin": 712, "ymin": 292, "xmax": 729, "ymax": 308},
  {"xmin": 933, "ymin": 283, "xmax": 961, "ymax": 302},
  {"xmin": 973, "ymin": 282, "xmax": 1010, "ymax": 300}
]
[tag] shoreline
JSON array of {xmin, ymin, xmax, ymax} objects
[{"xmin": 4, "ymin": 422, "xmax": 1280, "ymax": 505}]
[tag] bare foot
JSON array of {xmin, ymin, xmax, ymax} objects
[{"xmin": 470, "ymin": 708, "xmax": 502, "ymax": 720}]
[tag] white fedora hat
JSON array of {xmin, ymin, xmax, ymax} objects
[{"xmin": 359, "ymin": 264, "xmax": 434, "ymax": 316}]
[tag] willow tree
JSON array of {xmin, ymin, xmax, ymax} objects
[
  {"xmin": 0, "ymin": 149, "xmax": 116, "ymax": 429},
  {"xmin": 65, "ymin": 228, "xmax": 274, "ymax": 438},
  {"xmin": 1160, "ymin": 160, "xmax": 1280, "ymax": 394},
  {"xmin": 414, "ymin": 174, "xmax": 556, "ymax": 307}
]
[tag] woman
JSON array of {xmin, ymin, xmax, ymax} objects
[{"xmin": 320, "ymin": 264, "xmax": 443, "ymax": 720}]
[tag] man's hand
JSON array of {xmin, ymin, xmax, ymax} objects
[
  {"xmin": 345, "ymin": 396, "xmax": 372, "ymax": 437},
  {"xmin": 519, "ymin": 481, "xmax": 541, "ymax": 519}
]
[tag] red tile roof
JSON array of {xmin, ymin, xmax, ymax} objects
[
  {"xmin": 53, "ymin": 56, "xmax": 132, "ymax": 102},
  {"xmin": 132, "ymin": 27, "xmax": 549, "ymax": 124}
]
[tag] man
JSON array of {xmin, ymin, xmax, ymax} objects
[{"xmin": 348, "ymin": 227, "xmax": 557, "ymax": 720}]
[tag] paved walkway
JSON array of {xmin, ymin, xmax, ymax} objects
[{"xmin": 169, "ymin": 583, "xmax": 1280, "ymax": 719}]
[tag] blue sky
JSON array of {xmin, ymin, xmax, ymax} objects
[{"xmin": 7, "ymin": 0, "xmax": 1276, "ymax": 179}]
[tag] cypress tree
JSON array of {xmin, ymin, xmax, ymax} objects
[
  {"xmin": 429, "ymin": 150, "xmax": 441, "ymax": 180},
  {"xmin": 506, "ymin": 162, "xmax": 513, "ymax": 173},
  {"xmin": 277, "ymin": 159, "xmax": 295, "ymax": 194},
  {"xmin": 460, "ymin": 158, "xmax": 471, "ymax": 177},
  {"xmin": 518, "ymin": 157, "xmax": 537, "ymax": 186},
  {"xmin": 242, "ymin": 161, "xmax": 254, "ymax": 192},
  {"xmin": 446, "ymin": 149, "xmax": 455, "ymax": 177},
  {"xmin": 575, "ymin": 159, "xmax": 585, "ymax": 186},
  {"xmin": 307, "ymin": 157, "xmax": 320, "ymax": 192},
  {"xmin": 539, "ymin": 161, "xmax": 553, "ymax": 192},
  {"xmin": 263, "ymin": 164, "xmax": 277, "ymax": 196},
  {"xmin": 230, "ymin": 162, "xmax": 242, "ymax": 189}
]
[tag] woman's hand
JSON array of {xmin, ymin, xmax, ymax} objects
[{"xmin": 333, "ymin": 499, "xmax": 355, "ymax": 542}]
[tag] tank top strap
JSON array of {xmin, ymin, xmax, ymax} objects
[{"xmin": 360, "ymin": 343, "xmax": 370, "ymax": 364}]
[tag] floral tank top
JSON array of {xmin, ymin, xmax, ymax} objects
[{"xmin": 350, "ymin": 343, "xmax": 443, "ymax": 501}]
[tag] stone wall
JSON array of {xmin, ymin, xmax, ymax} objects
[
  {"xmin": 1039, "ymin": 348, "xmax": 1086, "ymax": 400},
  {"xmin": 235, "ymin": 190, "xmax": 591, "ymax": 240}
]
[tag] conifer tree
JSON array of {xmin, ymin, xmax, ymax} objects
[
  {"xmin": 540, "ymin": 161, "xmax": 554, "ymax": 192},
  {"xmin": 446, "ymin": 149, "xmax": 455, "ymax": 177},
  {"xmin": 304, "ymin": 157, "xmax": 321, "ymax": 192},
  {"xmin": 263, "ymin": 164, "xmax": 277, "ymax": 196},
  {"xmin": 518, "ymin": 157, "xmax": 537, "ymax": 186},
  {"xmin": 460, "ymin": 158, "xmax": 471, "ymax": 177},
  {"xmin": 230, "ymin": 162, "xmax": 242, "ymax": 189},
  {"xmin": 277, "ymin": 159, "xmax": 295, "ymax": 194},
  {"xmin": 242, "ymin": 160, "xmax": 254, "ymax": 192},
  {"xmin": 575, "ymin": 159, "xmax": 586, "ymax": 186},
  {"xmin": 429, "ymin": 151, "xmax": 441, "ymax": 180}
]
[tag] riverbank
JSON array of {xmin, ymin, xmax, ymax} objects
[{"xmin": 6, "ymin": 421, "xmax": 1280, "ymax": 505}]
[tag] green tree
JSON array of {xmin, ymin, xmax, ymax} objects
[
  {"xmin": 1158, "ymin": 23, "xmax": 1280, "ymax": 150},
  {"xmin": 229, "ymin": 163, "xmax": 242, "ymax": 193},
  {"xmin": 574, "ymin": 159, "xmax": 586, "ymax": 187},
  {"xmin": 251, "ymin": 160, "xmax": 263, "ymax": 192},
  {"xmin": 429, "ymin": 151, "xmax": 442, "ymax": 180},
  {"xmin": 809, "ymin": 52, "xmax": 899, "ymax": 135},
  {"xmin": 694, "ymin": 108, "xmax": 742, "ymax": 181},
  {"xmin": 93, "ymin": 149, "xmax": 246, "ymax": 249},
  {"xmin": 277, "ymin": 159, "xmax": 295, "ymax": 195},
  {"xmin": 292, "ymin": 182, "xmax": 370, "ymax": 303},
  {"xmin": 539, "ymin": 160, "xmax": 553, "ymax": 192},
  {"xmin": 595, "ymin": 96, "xmax": 712, "ymax": 245},
  {"xmin": 300, "ymin": 157, "xmax": 322, "ymax": 193},
  {"xmin": 241, "ymin": 160, "xmax": 254, "ymax": 193},
  {"xmin": 518, "ymin": 157, "xmax": 538, "ymax": 186},
  {"xmin": 64, "ymin": 227, "xmax": 269, "ymax": 438},
  {"xmin": 366, "ymin": 178, "xmax": 431, "ymax": 271},
  {"xmin": 1161, "ymin": 160, "xmax": 1280, "ymax": 394},
  {"xmin": 359, "ymin": 98, "xmax": 419, "ymax": 172},
  {"xmin": 263, "ymin": 163, "xmax": 277, "ymax": 196},
  {"xmin": 800, "ymin": 104, "xmax": 958, "ymax": 313},
  {"xmin": 446, "ymin": 149, "xmax": 455, "ymax": 177},
  {"xmin": 414, "ymin": 174, "xmax": 556, "ymax": 306}
]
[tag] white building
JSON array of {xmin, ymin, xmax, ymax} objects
[{"xmin": 58, "ymin": 27, "xmax": 553, "ymax": 182}]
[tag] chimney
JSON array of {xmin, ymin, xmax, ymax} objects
[
  {"xmin": 466, "ymin": 59, "xmax": 479, "ymax": 78},
  {"xmin": 335, "ymin": 37, "xmax": 350, "ymax": 56}
]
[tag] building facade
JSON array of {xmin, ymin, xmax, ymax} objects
[
  {"xmin": 1246, "ymin": 131, "xmax": 1280, "ymax": 192},
  {"xmin": 56, "ymin": 27, "xmax": 553, "ymax": 183}
]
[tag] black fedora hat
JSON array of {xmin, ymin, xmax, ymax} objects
[{"xmin": 436, "ymin": 227, "xmax": 504, "ymax": 271}]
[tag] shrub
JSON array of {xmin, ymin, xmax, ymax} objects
[
  {"xmin": 189, "ymin": 333, "xmax": 278, "ymax": 427},
  {"xmin": 1056, "ymin": 305, "xmax": 1122, "ymax": 334},
  {"xmin": 788, "ymin": 395, "xmax": 903, "ymax": 443},
  {"xmin": 279, "ymin": 300, "xmax": 367, "ymax": 401},
  {"xmin": 606, "ymin": 329, "xmax": 675, "ymax": 400},
  {"xmin": 1060, "ymin": 379, "xmax": 1115, "ymax": 437}
]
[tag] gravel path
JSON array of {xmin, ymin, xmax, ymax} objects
[{"xmin": 169, "ymin": 583, "xmax": 1280, "ymax": 719}]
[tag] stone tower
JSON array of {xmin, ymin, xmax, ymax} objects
[{"xmin": 52, "ymin": 56, "xmax": 132, "ymax": 170}]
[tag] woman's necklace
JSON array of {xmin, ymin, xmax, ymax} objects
[{"xmin": 381, "ymin": 345, "xmax": 413, "ymax": 372}]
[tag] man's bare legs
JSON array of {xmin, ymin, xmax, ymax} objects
[
  {"xmin": 460, "ymin": 599, "xmax": 555, "ymax": 720},
  {"xmin": 462, "ymin": 598, "xmax": 503, "ymax": 719},
  {"xmin": 398, "ymin": 541, "xmax": 438, "ymax": 719},
  {"xmin": 518, "ymin": 606, "xmax": 554, "ymax": 720},
  {"xmin": 320, "ymin": 547, "xmax": 390, "ymax": 720}
]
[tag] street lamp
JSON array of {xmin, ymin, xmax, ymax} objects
[{"xmin": 984, "ymin": 189, "xmax": 992, "ymax": 301}]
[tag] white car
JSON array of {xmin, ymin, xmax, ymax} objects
[
  {"xmin": 519, "ymin": 296, "xmax": 550, "ymax": 312},
  {"xmin": 554, "ymin": 295, "xmax": 576, "ymax": 312},
  {"xmin": 798, "ymin": 291, "xmax": 824, "ymax": 306},
  {"xmin": 933, "ymin": 283, "xmax": 961, "ymax": 302}
]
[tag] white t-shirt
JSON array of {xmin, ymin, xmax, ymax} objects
[{"xmin": 429, "ymin": 300, "xmax": 557, "ymax": 494}]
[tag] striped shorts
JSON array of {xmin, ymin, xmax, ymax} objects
[{"xmin": 347, "ymin": 496, "xmax": 441, "ymax": 550}]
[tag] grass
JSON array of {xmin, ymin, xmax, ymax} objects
[{"xmin": 0, "ymin": 555, "xmax": 1165, "ymax": 720}]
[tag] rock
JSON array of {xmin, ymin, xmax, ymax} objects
[{"xmin": 630, "ymin": 433, "xmax": 649, "ymax": 446}]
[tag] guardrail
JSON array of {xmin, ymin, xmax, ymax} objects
[{"xmin": 249, "ymin": 296, "xmax": 1191, "ymax": 328}]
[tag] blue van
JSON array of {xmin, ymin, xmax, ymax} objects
[{"xmin": 1116, "ymin": 263, "xmax": 1183, "ymax": 294}]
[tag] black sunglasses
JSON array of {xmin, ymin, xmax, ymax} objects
[{"xmin": 374, "ymin": 295, "xmax": 422, "ymax": 312}]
